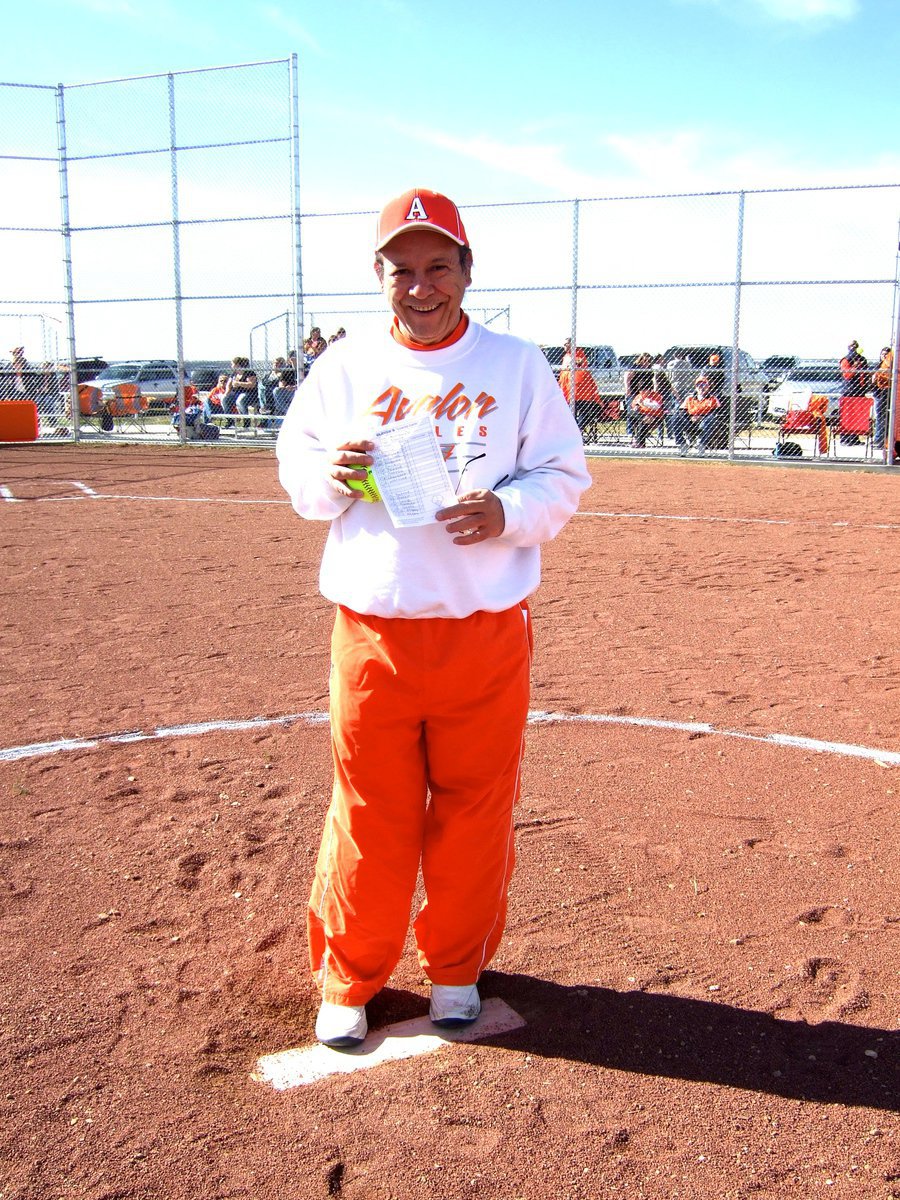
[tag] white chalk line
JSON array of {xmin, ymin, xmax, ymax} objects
[
  {"xmin": 0, "ymin": 712, "xmax": 330, "ymax": 763},
  {"xmin": 0, "ymin": 485, "xmax": 287, "ymax": 506},
  {"xmin": 581, "ymin": 509, "xmax": 900, "ymax": 532},
  {"xmin": 1, "ymin": 484, "xmax": 897, "ymax": 529},
  {"xmin": 1, "ymin": 708, "xmax": 897, "ymax": 767}
]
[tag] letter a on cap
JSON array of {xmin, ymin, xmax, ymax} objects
[
  {"xmin": 375, "ymin": 188, "xmax": 469, "ymax": 250},
  {"xmin": 405, "ymin": 196, "xmax": 429, "ymax": 222}
]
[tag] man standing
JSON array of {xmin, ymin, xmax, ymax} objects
[
  {"xmin": 276, "ymin": 187, "xmax": 590, "ymax": 1048},
  {"xmin": 840, "ymin": 339, "xmax": 869, "ymax": 397},
  {"xmin": 839, "ymin": 339, "xmax": 869, "ymax": 446}
]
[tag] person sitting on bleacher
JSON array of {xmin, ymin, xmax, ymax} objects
[
  {"xmin": 269, "ymin": 367, "xmax": 296, "ymax": 427},
  {"xmin": 203, "ymin": 373, "xmax": 229, "ymax": 424},
  {"xmin": 222, "ymin": 356, "xmax": 258, "ymax": 430},
  {"xmin": 680, "ymin": 375, "xmax": 720, "ymax": 456}
]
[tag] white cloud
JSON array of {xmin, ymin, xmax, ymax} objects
[
  {"xmin": 389, "ymin": 121, "xmax": 610, "ymax": 197},
  {"xmin": 677, "ymin": 0, "xmax": 859, "ymax": 21},
  {"xmin": 356, "ymin": 110, "xmax": 899, "ymax": 204},
  {"xmin": 751, "ymin": 0, "xmax": 858, "ymax": 18}
]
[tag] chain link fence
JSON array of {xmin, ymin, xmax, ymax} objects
[
  {"xmin": 300, "ymin": 189, "xmax": 900, "ymax": 465},
  {"xmin": 1, "ymin": 59, "xmax": 300, "ymax": 443},
  {"xmin": 1, "ymin": 61, "xmax": 898, "ymax": 462}
]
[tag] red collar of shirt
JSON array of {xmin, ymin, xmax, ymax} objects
[{"xmin": 390, "ymin": 313, "xmax": 469, "ymax": 351}]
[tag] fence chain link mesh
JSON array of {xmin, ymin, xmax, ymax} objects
[{"xmin": 2, "ymin": 64, "xmax": 898, "ymax": 462}]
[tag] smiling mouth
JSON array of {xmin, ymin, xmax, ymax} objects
[{"xmin": 409, "ymin": 303, "xmax": 441, "ymax": 314}]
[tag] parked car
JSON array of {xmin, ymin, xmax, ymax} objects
[
  {"xmin": 761, "ymin": 354, "xmax": 797, "ymax": 390},
  {"xmin": 91, "ymin": 361, "xmax": 179, "ymax": 412},
  {"xmin": 767, "ymin": 362, "xmax": 850, "ymax": 423},
  {"xmin": 73, "ymin": 356, "xmax": 109, "ymax": 382},
  {"xmin": 662, "ymin": 344, "xmax": 766, "ymax": 446}
]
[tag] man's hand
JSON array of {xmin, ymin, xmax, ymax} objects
[
  {"xmin": 328, "ymin": 439, "xmax": 375, "ymax": 498},
  {"xmin": 436, "ymin": 489, "xmax": 505, "ymax": 545}
]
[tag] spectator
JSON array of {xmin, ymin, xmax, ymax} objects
[
  {"xmin": 270, "ymin": 367, "xmax": 296, "ymax": 425},
  {"xmin": 839, "ymin": 339, "xmax": 869, "ymax": 446},
  {"xmin": 875, "ymin": 345, "xmax": 899, "ymax": 462},
  {"xmin": 263, "ymin": 356, "xmax": 286, "ymax": 411},
  {"xmin": 558, "ymin": 338, "xmax": 600, "ymax": 438},
  {"xmin": 840, "ymin": 339, "xmax": 869, "ymax": 396},
  {"xmin": 2, "ymin": 346, "xmax": 35, "ymax": 401},
  {"xmin": 624, "ymin": 351, "xmax": 656, "ymax": 447},
  {"xmin": 303, "ymin": 327, "xmax": 328, "ymax": 365},
  {"xmin": 681, "ymin": 375, "xmax": 720, "ymax": 455},
  {"xmin": 203, "ymin": 373, "xmax": 230, "ymax": 424},
  {"xmin": 653, "ymin": 353, "xmax": 676, "ymax": 441},
  {"xmin": 667, "ymin": 347, "xmax": 695, "ymax": 451},
  {"xmin": 256, "ymin": 356, "xmax": 285, "ymax": 430},
  {"xmin": 872, "ymin": 345, "xmax": 892, "ymax": 450},
  {"xmin": 276, "ymin": 185, "xmax": 590, "ymax": 1049},
  {"xmin": 35, "ymin": 362, "xmax": 64, "ymax": 430},
  {"xmin": 223, "ymin": 356, "xmax": 259, "ymax": 430}
]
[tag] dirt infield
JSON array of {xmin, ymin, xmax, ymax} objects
[{"xmin": 1, "ymin": 445, "xmax": 897, "ymax": 1200}]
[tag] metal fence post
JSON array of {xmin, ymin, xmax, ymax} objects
[
  {"xmin": 55, "ymin": 83, "xmax": 79, "ymax": 440},
  {"xmin": 728, "ymin": 189, "xmax": 745, "ymax": 460},
  {"xmin": 290, "ymin": 53, "xmax": 305, "ymax": 378},
  {"xmin": 887, "ymin": 216, "xmax": 900, "ymax": 467},
  {"xmin": 569, "ymin": 198, "xmax": 580, "ymax": 404},
  {"xmin": 168, "ymin": 73, "xmax": 186, "ymax": 442}
]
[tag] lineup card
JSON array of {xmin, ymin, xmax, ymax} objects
[{"xmin": 371, "ymin": 416, "xmax": 457, "ymax": 528}]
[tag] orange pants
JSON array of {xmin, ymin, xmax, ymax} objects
[{"xmin": 309, "ymin": 602, "xmax": 533, "ymax": 1005}]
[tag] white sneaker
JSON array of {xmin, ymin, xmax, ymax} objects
[
  {"xmin": 315, "ymin": 1000, "xmax": 367, "ymax": 1048},
  {"xmin": 429, "ymin": 983, "xmax": 481, "ymax": 1028}
]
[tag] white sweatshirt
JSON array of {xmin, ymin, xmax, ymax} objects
[{"xmin": 276, "ymin": 319, "xmax": 591, "ymax": 619}]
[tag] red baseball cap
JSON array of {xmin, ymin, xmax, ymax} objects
[{"xmin": 375, "ymin": 188, "xmax": 469, "ymax": 251}]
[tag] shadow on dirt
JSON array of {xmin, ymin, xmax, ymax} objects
[{"xmin": 475, "ymin": 972, "xmax": 898, "ymax": 1112}]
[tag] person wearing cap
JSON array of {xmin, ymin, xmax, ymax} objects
[
  {"xmin": 840, "ymin": 340, "xmax": 869, "ymax": 397},
  {"xmin": 276, "ymin": 187, "xmax": 590, "ymax": 1049},
  {"xmin": 839, "ymin": 339, "xmax": 869, "ymax": 446},
  {"xmin": 558, "ymin": 337, "xmax": 600, "ymax": 434},
  {"xmin": 680, "ymin": 375, "xmax": 721, "ymax": 456}
]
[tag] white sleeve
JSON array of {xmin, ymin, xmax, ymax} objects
[
  {"xmin": 275, "ymin": 360, "xmax": 355, "ymax": 522},
  {"xmin": 495, "ymin": 349, "xmax": 591, "ymax": 547}
]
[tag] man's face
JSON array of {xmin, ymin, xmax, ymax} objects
[{"xmin": 376, "ymin": 228, "xmax": 471, "ymax": 345}]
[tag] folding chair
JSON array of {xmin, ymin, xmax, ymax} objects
[
  {"xmin": 107, "ymin": 383, "xmax": 149, "ymax": 433},
  {"xmin": 76, "ymin": 383, "xmax": 106, "ymax": 432},
  {"xmin": 830, "ymin": 394, "xmax": 873, "ymax": 458},
  {"xmin": 778, "ymin": 394, "xmax": 829, "ymax": 456}
]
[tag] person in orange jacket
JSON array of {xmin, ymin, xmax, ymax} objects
[
  {"xmin": 877, "ymin": 346, "xmax": 900, "ymax": 462},
  {"xmin": 276, "ymin": 187, "xmax": 591, "ymax": 1049},
  {"xmin": 559, "ymin": 338, "xmax": 601, "ymax": 441},
  {"xmin": 680, "ymin": 375, "xmax": 720, "ymax": 456}
]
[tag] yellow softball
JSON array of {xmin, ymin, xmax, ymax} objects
[{"xmin": 346, "ymin": 467, "xmax": 381, "ymax": 503}]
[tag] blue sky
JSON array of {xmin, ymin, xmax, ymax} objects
[{"xmin": 8, "ymin": 0, "xmax": 900, "ymax": 207}]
